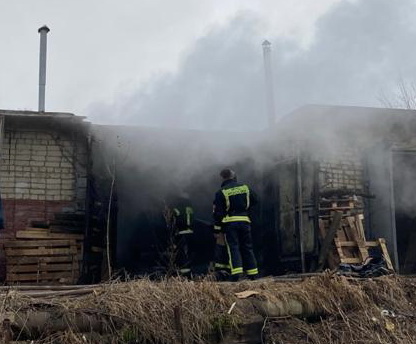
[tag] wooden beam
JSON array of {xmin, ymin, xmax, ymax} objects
[{"xmin": 318, "ymin": 211, "xmax": 342, "ymax": 271}]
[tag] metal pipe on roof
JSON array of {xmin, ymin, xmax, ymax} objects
[
  {"xmin": 38, "ymin": 25, "xmax": 50, "ymax": 112},
  {"xmin": 262, "ymin": 40, "xmax": 276, "ymax": 127}
]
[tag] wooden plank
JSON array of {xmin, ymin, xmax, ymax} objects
[
  {"xmin": 346, "ymin": 217, "xmax": 368, "ymax": 262},
  {"xmin": 4, "ymin": 240, "xmax": 75, "ymax": 248},
  {"xmin": 6, "ymin": 256, "xmax": 78, "ymax": 265},
  {"xmin": 319, "ymin": 219, "xmax": 339, "ymax": 269},
  {"xmin": 6, "ymin": 264, "xmax": 77, "ymax": 273},
  {"xmin": 355, "ymin": 214, "xmax": 366, "ymax": 240},
  {"xmin": 379, "ymin": 238, "xmax": 394, "ymax": 271},
  {"xmin": 318, "ymin": 219, "xmax": 327, "ymax": 238},
  {"xmin": 318, "ymin": 211, "xmax": 342, "ymax": 270},
  {"xmin": 24, "ymin": 227, "xmax": 49, "ymax": 232},
  {"xmin": 334, "ymin": 238, "xmax": 346, "ymax": 261},
  {"xmin": 5, "ymin": 248, "xmax": 77, "ymax": 256},
  {"xmin": 320, "ymin": 206, "xmax": 358, "ymax": 211},
  {"xmin": 329, "ymin": 200, "xmax": 355, "ymax": 208},
  {"xmin": 336, "ymin": 241, "xmax": 379, "ymax": 247},
  {"xmin": 6, "ymin": 271, "xmax": 75, "ymax": 282},
  {"xmin": 340, "ymin": 258, "xmax": 362, "ymax": 264},
  {"xmin": 16, "ymin": 231, "xmax": 84, "ymax": 240}
]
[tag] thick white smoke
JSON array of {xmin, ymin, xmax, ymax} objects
[{"xmin": 88, "ymin": 0, "xmax": 416, "ymax": 130}]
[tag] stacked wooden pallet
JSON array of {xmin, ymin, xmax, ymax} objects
[
  {"xmin": 318, "ymin": 196, "xmax": 394, "ymax": 271},
  {"xmin": 4, "ymin": 228, "xmax": 84, "ymax": 285}
]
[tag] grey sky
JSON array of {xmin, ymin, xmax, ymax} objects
[
  {"xmin": 0, "ymin": 1, "xmax": 339, "ymax": 114},
  {"xmin": 1, "ymin": 0, "xmax": 414, "ymax": 130}
]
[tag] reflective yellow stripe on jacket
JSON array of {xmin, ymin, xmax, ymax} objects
[
  {"xmin": 221, "ymin": 185, "xmax": 250, "ymax": 211},
  {"xmin": 222, "ymin": 215, "xmax": 251, "ymax": 223},
  {"xmin": 185, "ymin": 207, "xmax": 193, "ymax": 227}
]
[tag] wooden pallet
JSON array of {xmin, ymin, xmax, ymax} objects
[
  {"xmin": 4, "ymin": 239, "xmax": 79, "ymax": 284},
  {"xmin": 334, "ymin": 238, "xmax": 394, "ymax": 270},
  {"xmin": 319, "ymin": 200, "xmax": 394, "ymax": 272},
  {"xmin": 319, "ymin": 197, "xmax": 364, "ymax": 218},
  {"xmin": 15, "ymin": 229, "xmax": 84, "ymax": 260}
]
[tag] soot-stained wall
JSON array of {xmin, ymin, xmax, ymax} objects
[{"xmin": 92, "ymin": 125, "xmax": 271, "ymax": 275}]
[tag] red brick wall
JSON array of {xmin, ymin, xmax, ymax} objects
[{"xmin": 2, "ymin": 199, "xmax": 73, "ymax": 232}]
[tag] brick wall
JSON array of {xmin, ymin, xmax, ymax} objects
[
  {"xmin": 0, "ymin": 129, "xmax": 88, "ymax": 231},
  {"xmin": 318, "ymin": 146, "xmax": 364, "ymax": 192}
]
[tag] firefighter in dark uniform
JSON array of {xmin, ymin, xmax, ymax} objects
[
  {"xmin": 213, "ymin": 168, "xmax": 258, "ymax": 281},
  {"xmin": 168, "ymin": 195, "xmax": 194, "ymax": 275}
]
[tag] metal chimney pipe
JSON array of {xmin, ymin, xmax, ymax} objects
[
  {"xmin": 38, "ymin": 25, "xmax": 50, "ymax": 112},
  {"xmin": 262, "ymin": 40, "xmax": 276, "ymax": 127}
]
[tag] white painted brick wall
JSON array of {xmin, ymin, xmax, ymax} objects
[
  {"xmin": 0, "ymin": 130, "xmax": 87, "ymax": 203},
  {"xmin": 319, "ymin": 146, "xmax": 364, "ymax": 192}
]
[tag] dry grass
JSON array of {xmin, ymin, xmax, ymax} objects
[{"xmin": 1, "ymin": 274, "xmax": 416, "ymax": 343}]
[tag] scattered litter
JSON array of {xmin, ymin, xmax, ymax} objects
[
  {"xmin": 235, "ymin": 290, "xmax": 260, "ymax": 299},
  {"xmin": 381, "ymin": 309, "xmax": 396, "ymax": 318},
  {"xmin": 385, "ymin": 319, "xmax": 395, "ymax": 332},
  {"xmin": 227, "ymin": 301, "xmax": 237, "ymax": 314}
]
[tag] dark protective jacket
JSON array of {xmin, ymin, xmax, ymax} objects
[
  {"xmin": 213, "ymin": 179, "xmax": 257, "ymax": 228},
  {"xmin": 173, "ymin": 205, "xmax": 194, "ymax": 234}
]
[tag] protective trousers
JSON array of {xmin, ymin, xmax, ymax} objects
[
  {"xmin": 175, "ymin": 233, "xmax": 192, "ymax": 274},
  {"xmin": 223, "ymin": 222, "xmax": 258, "ymax": 277},
  {"xmin": 214, "ymin": 233, "xmax": 230, "ymax": 272}
]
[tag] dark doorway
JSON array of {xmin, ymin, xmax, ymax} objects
[{"xmin": 392, "ymin": 150, "xmax": 416, "ymax": 273}]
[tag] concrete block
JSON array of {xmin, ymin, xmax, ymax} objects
[
  {"xmin": 16, "ymin": 161, "xmax": 29, "ymax": 166},
  {"xmin": 0, "ymin": 165, "xmax": 10, "ymax": 171},
  {"xmin": 62, "ymin": 183, "xmax": 74, "ymax": 190},
  {"xmin": 16, "ymin": 149, "xmax": 31, "ymax": 155},
  {"xmin": 60, "ymin": 161, "xmax": 74, "ymax": 169},
  {"xmin": 46, "ymin": 183, "xmax": 61, "ymax": 191},
  {"xmin": 31, "ymin": 182, "xmax": 46, "ymax": 189},
  {"xmin": 30, "ymin": 161, "xmax": 44, "ymax": 167},
  {"xmin": 47, "ymin": 146, "xmax": 61, "ymax": 152},
  {"xmin": 46, "ymin": 150, "xmax": 62, "ymax": 157},
  {"xmin": 46, "ymin": 190, "xmax": 58, "ymax": 197},
  {"xmin": 31, "ymin": 145, "xmax": 47, "ymax": 151},
  {"xmin": 32, "ymin": 155, "xmax": 46, "ymax": 162},
  {"xmin": 61, "ymin": 195, "xmax": 73, "ymax": 201},
  {"xmin": 61, "ymin": 173, "xmax": 75, "ymax": 180},
  {"xmin": 45, "ymin": 162, "xmax": 60, "ymax": 168},
  {"xmin": 31, "ymin": 189, "xmax": 45, "ymax": 195},
  {"xmin": 45, "ymin": 172, "xmax": 60, "ymax": 179},
  {"xmin": 46, "ymin": 178, "xmax": 61, "ymax": 185},
  {"xmin": 2, "ymin": 187, "xmax": 14, "ymax": 194},
  {"xmin": 47, "ymin": 156, "xmax": 62, "ymax": 162},
  {"xmin": 15, "ymin": 182, "xmax": 29, "ymax": 189},
  {"xmin": 16, "ymin": 144, "xmax": 32, "ymax": 151},
  {"xmin": 31, "ymin": 172, "xmax": 46, "ymax": 179}
]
